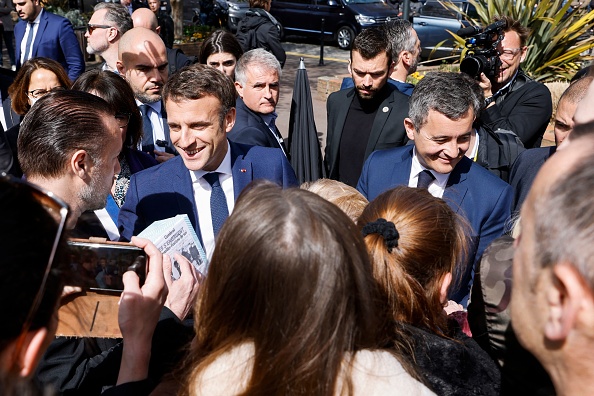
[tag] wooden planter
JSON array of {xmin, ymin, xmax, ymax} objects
[{"xmin": 173, "ymin": 42, "xmax": 202, "ymax": 58}]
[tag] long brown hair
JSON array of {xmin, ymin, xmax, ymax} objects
[
  {"xmin": 184, "ymin": 181, "xmax": 386, "ymax": 395},
  {"xmin": 8, "ymin": 57, "xmax": 71, "ymax": 115},
  {"xmin": 358, "ymin": 187, "xmax": 469, "ymax": 336}
]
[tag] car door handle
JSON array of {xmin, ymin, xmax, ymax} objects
[{"xmin": 417, "ymin": 22, "xmax": 427, "ymax": 26}]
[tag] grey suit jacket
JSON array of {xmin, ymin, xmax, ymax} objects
[{"xmin": 324, "ymin": 85, "xmax": 409, "ymax": 180}]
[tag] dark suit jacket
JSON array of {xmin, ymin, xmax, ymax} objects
[
  {"xmin": 509, "ymin": 146, "xmax": 556, "ymax": 214},
  {"xmin": 228, "ymin": 97, "xmax": 284, "ymax": 151},
  {"xmin": 15, "ymin": 10, "xmax": 85, "ymax": 81},
  {"xmin": 118, "ymin": 141, "xmax": 298, "ymax": 241},
  {"xmin": 357, "ymin": 145, "xmax": 513, "ymax": 303},
  {"xmin": 324, "ymin": 86, "xmax": 409, "ymax": 180},
  {"xmin": 480, "ymin": 71, "xmax": 552, "ymax": 149}
]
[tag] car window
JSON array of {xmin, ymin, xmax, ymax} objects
[
  {"xmin": 420, "ymin": 2, "xmax": 459, "ymax": 19},
  {"xmin": 466, "ymin": 3, "xmax": 478, "ymax": 19}
]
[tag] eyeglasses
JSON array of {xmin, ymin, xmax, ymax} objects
[
  {"xmin": 87, "ymin": 24, "xmax": 115, "ymax": 34},
  {"xmin": 1, "ymin": 173, "xmax": 69, "ymax": 366},
  {"xmin": 115, "ymin": 113, "xmax": 131, "ymax": 128},
  {"xmin": 27, "ymin": 86, "xmax": 66, "ymax": 99},
  {"xmin": 499, "ymin": 47, "xmax": 523, "ymax": 60}
]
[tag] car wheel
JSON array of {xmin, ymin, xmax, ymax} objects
[
  {"xmin": 336, "ymin": 26, "xmax": 355, "ymax": 50},
  {"xmin": 276, "ymin": 19, "xmax": 285, "ymax": 41}
]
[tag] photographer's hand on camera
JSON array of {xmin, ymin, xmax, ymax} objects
[{"xmin": 479, "ymin": 73, "xmax": 495, "ymax": 108}]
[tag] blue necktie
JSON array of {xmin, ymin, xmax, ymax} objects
[
  {"xmin": 24, "ymin": 22, "xmax": 35, "ymax": 62},
  {"xmin": 140, "ymin": 104, "xmax": 154, "ymax": 154},
  {"xmin": 203, "ymin": 172, "xmax": 229, "ymax": 236},
  {"xmin": 417, "ymin": 170, "xmax": 435, "ymax": 189},
  {"xmin": 105, "ymin": 194, "xmax": 120, "ymax": 225}
]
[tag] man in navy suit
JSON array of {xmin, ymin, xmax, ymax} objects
[
  {"xmin": 119, "ymin": 64, "xmax": 297, "ymax": 256},
  {"xmin": 13, "ymin": 0, "xmax": 84, "ymax": 80},
  {"xmin": 229, "ymin": 48, "xmax": 287, "ymax": 156},
  {"xmin": 357, "ymin": 72, "xmax": 513, "ymax": 305},
  {"xmin": 117, "ymin": 27, "xmax": 177, "ymax": 162}
]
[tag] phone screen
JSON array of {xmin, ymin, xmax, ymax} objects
[{"xmin": 67, "ymin": 239, "xmax": 146, "ymax": 292}]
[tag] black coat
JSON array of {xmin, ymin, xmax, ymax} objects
[
  {"xmin": 404, "ymin": 320, "xmax": 502, "ymax": 396},
  {"xmin": 480, "ymin": 70, "xmax": 552, "ymax": 149},
  {"xmin": 235, "ymin": 8, "xmax": 286, "ymax": 67}
]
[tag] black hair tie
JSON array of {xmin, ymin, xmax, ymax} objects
[{"xmin": 361, "ymin": 218, "xmax": 399, "ymax": 253}]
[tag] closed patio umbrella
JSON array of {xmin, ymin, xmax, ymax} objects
[{"xmin": 288, "ymin": 57, "xmax": 324, "ymax": 184}]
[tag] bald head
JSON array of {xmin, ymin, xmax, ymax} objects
[
  {"xmin": 117, "ymin": 27, "xmax": 168, "ymax": 104},
  {"xmin": 118, "ymin": 27, "xmax": 165, "ymax": 65},
  {"xmin": 554, "ymin": 76, "xmax": 594, "ymax": 146},
  {"xmin": 132, "ymin": 8, "xmax": 159, "ymax": 31},
  {"xmin": 573, "ymin": 78, "xmax": 594, "ymax": 126}
]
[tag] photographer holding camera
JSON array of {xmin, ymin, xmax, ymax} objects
[{"xmin": 472, "ymin": 16, "xmax": 552, "ymax": 149}]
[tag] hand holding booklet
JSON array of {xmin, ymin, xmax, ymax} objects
[
  {"xmin": 138, "ymin": 214, "xmax": 209, "ymax": 278},
  {"xmin": 57, "ymin": 215, "xmax": 206, "ymax": 338}
]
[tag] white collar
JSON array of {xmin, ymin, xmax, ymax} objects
[
  {"xmin": 411, "ymin": 147, "xmax": 450, "ymax": 189},
  {"xmin": 190, "ymin": 141, "xmax": 233, "ymax": 182}
]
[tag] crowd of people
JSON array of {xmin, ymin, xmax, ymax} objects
[{"xmin": 1, "ymin": 3, "xmax": 594, "ymax": 395}]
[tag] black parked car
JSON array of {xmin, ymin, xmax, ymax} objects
[
  {"xmin": 270, "ymin": 0, "xmax": 399, "ymax": 49},
  {"xmin": 413, "ymin": 0, "xmax": 477, "ymax": 59}
]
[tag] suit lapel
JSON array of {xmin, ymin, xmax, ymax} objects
[
  {"xmin": 229, "ymin": 141, "xmax": 253, "ymax": 199},
  {"xmin": 32, "ymin": 13, "xmax": 49, "ymax": 58},
  {"xmin": 15, "ymin": 22, "xmax": 24, "ymax": 65},
  {"xmin": 389, "ymin": 146, "xmax": 413, "ymax": 187},
  {"xmin": 443, "ymin": 158, "xmax": 470, "ymax": 214},
  {"xmin": 172, "ymin": 158, "xmax": 203, "ymax": 243},
  {"xmin": 365, "ymin": 89, "xmax": 394, "ymax": 158},
  {"xmin": 328, "ymin": 89, "xmax": 354, "ymax": 173}
]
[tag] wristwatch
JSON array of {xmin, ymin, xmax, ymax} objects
[{"xmin": 484, "ymin": 95, "xmax": 496, "ymax": 108}]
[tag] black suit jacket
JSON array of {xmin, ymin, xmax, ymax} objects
[
  {"xmin": 509, "ymin": 146, "xmax": 556, "ymax": 214},
  {"xmin": 480, "ymin": 70, "xmax": 552, "ymax": 149},
  {"xmin": 228, "ymin": 97, "xmax": 285, "ymax": 152},
  {"xmin": 324, "ymin": 85, "xmax": 409, "ymax": 180}
]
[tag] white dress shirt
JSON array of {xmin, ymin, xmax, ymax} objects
[
  {"xmin": 189, "ymin": 141, "xmax": 235, "ymax": 258},
  {"xmin": 136, "ymin": 99, "xmax": 167, "ymax": 149},
  {"xmin": 408, "ymin": 147, "xmax": 450, "ymax": 198},
  {"xmin": 20, "ymin": 10, "xmax": 43, "ymax": 64}
]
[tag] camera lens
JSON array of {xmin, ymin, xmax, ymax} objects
[{"xmin": 460, "ymin": 56, "xmax": 484, "ymax": 79}]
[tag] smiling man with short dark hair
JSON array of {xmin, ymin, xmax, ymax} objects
[{"xmin": 357, "ymin": 71, "xmax": 513, "ymax": 305}]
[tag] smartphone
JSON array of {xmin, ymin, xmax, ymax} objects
[{"xmin": 67, "ymin": 239, "xmax": 146, "ymax": 292}]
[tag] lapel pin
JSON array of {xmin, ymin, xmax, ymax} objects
[
  {"xmin": 382, "ymin": 106, "xmax": 389, "ymax": 113},
  {"xmin": 240, "ymin": 168, "xmax": 247, "ymax": 173}
]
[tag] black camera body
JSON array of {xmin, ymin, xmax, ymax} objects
[{"xmin": 458, "ymin": 20, "xmax": 507, "ymax": 80}]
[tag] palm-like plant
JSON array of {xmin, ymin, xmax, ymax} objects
[{"xmin": 442, "ymin": 0, "xmax": 594, "ymax": 81}]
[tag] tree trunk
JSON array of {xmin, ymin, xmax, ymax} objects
[{"xmin": 171, "ymin": 0, "xmax": 183, "ymax": 40}]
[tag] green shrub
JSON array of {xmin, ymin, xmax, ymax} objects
[{"xmin": 442, "ymin": 0, "xmax": 594, "ymax": 81}]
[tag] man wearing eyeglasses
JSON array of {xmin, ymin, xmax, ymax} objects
[
  {"xmin": 85, "ymin": 3, "xmax": 133, "ymax": 73},
  {"xmin": 13, "ymin": 0, "xmax": 84, "ymax": 81},
  {"xmin": 477, "ymin": 15, "xmax": 552, "ymax": 149}
]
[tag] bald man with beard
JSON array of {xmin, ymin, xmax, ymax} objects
[{"xmin": 117, "ymin": 27, "xmax": 177, "ymax": 162}]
